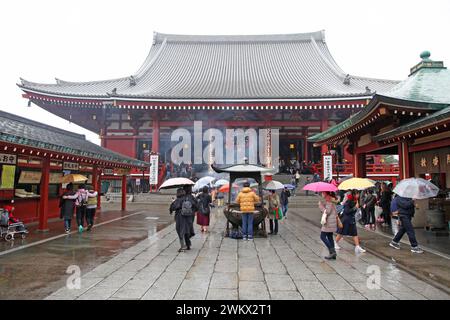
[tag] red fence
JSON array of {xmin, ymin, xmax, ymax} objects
[{"xmin": 318, "ymin": 163, "xmax": 399, "ymax": 179}]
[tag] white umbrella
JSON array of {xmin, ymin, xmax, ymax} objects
[
  {"xmin": 214, "ymin": 179, "xmax": 229, "ymax": 187},
  {"xmin": 393, "ymin": 178, "xmax": 439, "ymax": 199},
  {"xmin": 159, "ymin": 177, "xmax": 195, "ymax": 190},
  {"xmin": 193, "ymin": 176, "xmax": 216, "ymax": 191},
  {"xmin": 264, "ymin": 180, "xmax": 285, "ymax": 190}
]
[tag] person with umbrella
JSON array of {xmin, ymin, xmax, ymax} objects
[
  {"xmin": 60, "ymin": 183, "xmax": 77, "ymax": 233},
  {"xmin": 170, "ymin": 186, "xmax": 198, "ymax": 252},
  {"xmin": 334, "ymin": 192, "xmax": 366, "ymax": 254},
  {"xmin": 319, "ymin": 192, "xmax": 340, "ymax": 260},
  {"xmin": 387, "ymin": 178, "xmax": 438, "ymax": 254}
]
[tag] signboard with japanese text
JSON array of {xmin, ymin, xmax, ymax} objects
[
  {"xmin": 0, "ymin": 165, "xmax": 16, "ymax": 189},
  {"xmin": 0, "ymin": 153, "xmax": 17, "ymax": 165},
  {"xmin": 18, "ymin": 170, "xmax": 42, "ymax": 184},
  {"xmin": 323, "ymin": 155, "xmax": 333, "ymax": 181},
  {"xmin": 150, "ymin": 154, "xmax": 159, "ymax": 185},
  {"xmin": 49, "ymin": 172, "xmax": 63, "ymax": 184},
  {"xmin": 63, "ymin": 162, "xmax": 79, "ymax": 171},
  {"xmin": 103, "ymin": 168, "xmax": 114, "ymax": 175},
  {"xmin": 114, "ymin": 168, "xmax": 131, "ymax": 176}
]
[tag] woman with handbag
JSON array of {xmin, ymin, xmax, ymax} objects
[
  {"xmin": 318, "ymin": 192, "xmax": 341, "ymax": 260},
  {"xmin": 266, "ymin": 190, "xmax": 282, "ymax": 235},
  {"xmin": 335, "ymin": 192, "xmax": 366, "ymax": 254}
]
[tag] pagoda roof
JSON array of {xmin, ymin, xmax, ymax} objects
[
  {"xmin": 309, "ymin": 52, "xmax": 450, "ymax": 145},
  {"xmin": 373, "ymin": 105, "xmax": 450, "ymax": 142},
  {"xmin": 18, "ymin": 31, "xmax": 398, "ymax": 101},
  {"xmin": 0, "ymin": 110, "xmax": 146, "ymax": 168}
]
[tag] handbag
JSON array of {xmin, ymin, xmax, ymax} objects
[
  {"xmin": 321, "ymin": 211, "xmax": 327, "ymax": 225},
  {"xmin": 273, "ymin": 207, "xmax": 283, "ymax": 220},
  {"xmin": 336, "ymin": 216, "xmax": 343, "ymax": 229}
]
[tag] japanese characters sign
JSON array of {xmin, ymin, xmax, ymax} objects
[
  {"xmin": 323, "ymin": 155, "xmax": 333, "ymax": 181},
  {"xmin": 0, "ymin": 153, "xmax": 17, "ymax": 165},
  {"xmin": 150, "ymin": 154, "xmax": 159, "ymax": 185},
  {"xmin": 63, "ymin": 162, "xmax": 79, "ymax": 171}
]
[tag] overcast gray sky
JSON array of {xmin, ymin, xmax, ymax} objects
[{"xmin": 1, "ymin": 0, "xmax": 449, "ymax": 145}]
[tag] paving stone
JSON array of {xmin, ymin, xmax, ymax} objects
[
  {"xmin": 238, "ymin": 267, "xmax": 265, "ymax": 282},
  {"xmin": 269, "ymin": 291, "xmax": 303, "ymax": 300},
  {"xmin": 329, "ymin": 290, "xmax": 366, "ymax": 300},
  {"xmin": 214, "ymin": 259, "xmax": 238, "ymax": 273},
  {"xmin": 210, "ymin": 272, "xmax": 238, "ymax": 289},
  {"xmin": 391, "ymin": 291, "xmax": 427, "ymax": 300},
  {"xmin": 238, "ymin": 281, "xmax": 270, "ymax": 300},
  {"xmin": 206, "ymin": 289, "xmax": 238, "ymax": 300},
  {"xmin": 265, "ymin": 274, "xmax": 296, "ymax": 291}
]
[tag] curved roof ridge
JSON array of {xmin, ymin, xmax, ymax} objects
[
  {"xmin": 134, "ymin": 37, "xmax": 168, "ymax": 78},
  {"xmin": 153, "ymin": 31, "xmax": 325, "ymax": 43},
  {"xmin": 309, "ymin": 36, "xmax": 346, "ymax": 79},
  {"xmin": 349, "ymin": 74, "xmax": 400, "ymax": 83}
]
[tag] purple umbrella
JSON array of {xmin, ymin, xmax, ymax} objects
[{"xmin": 302, "ymin": 182, "xmax": 338, "ymax": 192}]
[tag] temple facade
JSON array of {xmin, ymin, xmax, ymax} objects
[{"xmin": 18, "ymin": 31, "xmax": 398, "ymax": 179}]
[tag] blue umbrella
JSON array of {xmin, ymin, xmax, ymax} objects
[{"xmin": 284, "ymin": 184, "xmax": 296, "ymax": 190}]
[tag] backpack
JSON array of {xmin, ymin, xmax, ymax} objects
[
  {"xmin": 77, "ymin": 190, "xmax": 89, "ymax": 207},
  {"xmin": 197, "ymin": 195, "xmax": 210, "ymax": 216},
  {"xmin": 181, "ymin": 197, "xmax": 193, "ymax": 216}
]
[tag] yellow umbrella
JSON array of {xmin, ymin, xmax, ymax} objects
[
  {"xmin": 338, "ymin": 178, "xmax": 375, "ymax": 191},
  {"xmin": 61, "ymin": 174, "xmax": 88, "ymax": 184}
]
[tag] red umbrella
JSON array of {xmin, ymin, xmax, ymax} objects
[
  {"xmin": 303, "ymin": 182, "xmax": 338, "ymax": 192},
  {"xmin": 218, "ymin": 183, "xmax": 239, "ymax": 193}
]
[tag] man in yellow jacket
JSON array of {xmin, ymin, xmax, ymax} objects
[{"xmin": 236, "ymin": 182, "xmax": 260, "ymax": 240}]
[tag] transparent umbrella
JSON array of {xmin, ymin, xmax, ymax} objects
[
  {"xmin": 393, "ymin": 178, "xmax": 439, "ymax": 199},
  {"xmin": 193, "ymin": 176, "xmax": 216, "ymax": 191}
]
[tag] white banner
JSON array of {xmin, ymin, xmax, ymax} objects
[
  {"xmin": 149, "ymin": 155, "xmax": 159, "ymax": 185},
  {"xmin": 323, "ymin": 155, "xmax": 333, "ymax": 181}
]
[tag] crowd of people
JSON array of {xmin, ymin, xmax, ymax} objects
[{"xmin": 317, "ymin": 180, "xmax": 424, "ymax": 261}]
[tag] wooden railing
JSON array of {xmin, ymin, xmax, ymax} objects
[{"xmin": 318, "ymin": 163, "xmax": 399, "ymax": 177}]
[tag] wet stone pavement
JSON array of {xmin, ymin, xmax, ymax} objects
[
  {"xmin": 41, "ymin": 206, "xmax": 449, "ymax": 300},
  {"xmin": 0, "ymin": 203, "xmax": 173, "ymax": 299}
]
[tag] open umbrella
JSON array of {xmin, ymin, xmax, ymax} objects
[
  {"xmin": 159, "ymin": 177, "xmax": 195, "ymax": 190},
  {"xmin": 338, "ymin": 178, "xmax": 375, "ymax": 191},
  {"xmin": 218, "ymin": 183, "xmax": 239, "ymax": 193},
  {"xmin": 284, "ymin": 184, "xmax": 296, "ymax": 190},
  {"xmin": 193, "ymin": 176, "xmax": 216, "ymax": 191},
  {"xmin": 393, "ymin": 178, "xmax": 439, "ymax": 199},
  {"xmin": 61, "ymin": 174, "xmax": 88, "ymax": 184},
  {"xmin": 264, "ymin": 180, "xmax": 285, "ymax": 190},
  {"xmin": 303, "ymin": 182, "xmax": 338, "ymax": 192},
  {"xmin": 214, "ymin": 179, "xmax": 229, "ymax": 187}
]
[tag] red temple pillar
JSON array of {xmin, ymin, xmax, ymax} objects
[
  {"xmin": 152, "ymin": 117, "xmax": 160, "ymax": 153},
  {"xmin": 38, "ymin": 157, "xmax": 50, "ymax": 232},
  {"xmin": 353, "ymin": 152, "xmax": 367, "ymax": 178},
  {"xmin": 92, "ymin": 166, "xmax": 100, "ymax": 212},
  {"xmin": 398, "ymin": 142, "xmax": 411, "ymax": 180},
  {"xmin": 302, "ymin": 128, "xmax": 309, "ymax": 163},
  {"xmin": 320, "ymin": 119, "xmax": 329, "ymax": 155},
  {"xmin": 121, "ymin": 174, "xmax": 127, "ymax": 211}
]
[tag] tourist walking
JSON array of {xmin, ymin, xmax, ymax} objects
[
  {"xmin": 266, "ymin": 190, "xmax": 281, "ymax": 235},
  {"xmin": 86, "ymin": 187, "xmax": 98, "ymax": 231},
  {"xmin": 280, "ymin": 187, "xmax": 290, "ymax": 218},
  {"xmin": 236, "ymin": 182, "xmax": 260, "ymax": 240},
  {"xmin": 379, "ymin": 183, "xmax": 393, "ymax": 226},
  {"xmin": 196, "ymin": 186, "xmax": 212, "ymax": 233},
  {"xmin": 319, "ymin": 192, "xmax": 340, "ymax": 260},
  {"xmin": 363, "ymin": 189, "xmax": 377, "ymax": 230},
  {"xmin": 75, "ymin": 184, "xmax": 89, "ymax": 233},
  {"xmin": 335, "ymin": 193, "xmax": 366, "ymax": 253},
  {"xmin": 170, "ymin": 187, "xmax": 198, "ymax": 252},
  {"xmin": 184, "ymin": 185, "xmax": 198, "ymax": 241},
  {"xmin": 295, "ymin": 170, "xmax": 301, "ymax": 186},
  {"xmin": 60, "ymin": 183, "xmax": 77, "ymax": 234},
  {"xmin": 389, "ymin": 196, "xmax": 423, "ymax": 253}
]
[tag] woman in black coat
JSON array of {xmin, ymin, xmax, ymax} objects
[
  {"xmin": 196, "ymin": 186, "xmax": 212, "ymax": 233},
  {"xmin": 60, "ymin": 183, "xmax": 77, "ymax": 233},
  {"xmin": 170, "ymin": 187, "xmax": 198, "ymax": 252},
  {"xmin": 335, "ymin": 192, "xmax": 366, "ymax": 254}
]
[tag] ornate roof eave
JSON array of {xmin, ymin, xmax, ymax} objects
[{"xmin": 308, "ymin": 94, "xmax": 444, "ymax": 146}]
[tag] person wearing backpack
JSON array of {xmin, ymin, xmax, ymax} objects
[
  {"xmin": 60, "ymin": 183, "xmax": 78, "ymax": 233},
  {"xmin": 86, "ymin": 187, "xmax": 98, "ymax": 232},
  {"xmin": 170, "ymin": 187, "xmax": 198, "ymax": 252},
  {"xmin": 196, "ymin": 186, "xmax": 212, "ymax": 233},
  {"xmin": 75, "ymin": 184, "xmax": 89, "ymax": 233}
]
